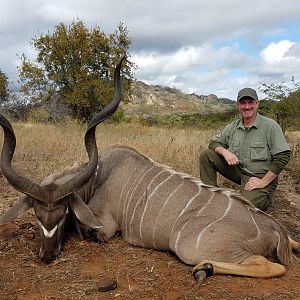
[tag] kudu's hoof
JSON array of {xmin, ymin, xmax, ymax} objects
[
  {"xmin": 193, "ymin": 263, "xmax": 214, "ymax": 283},
  {"xmin": 194, "ymin": 270, "xmax": 207, "ymax": 283}
]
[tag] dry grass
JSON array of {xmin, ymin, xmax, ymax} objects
[
  {"xmin": 286, "ymin": 131, "xmax": 300, "ymax": 179},
  {"xmin": 1, "ymin": 121, "xmax": 299, "ymax": 183},
  {"xmin": 97, "ymin": 122, "xmax": 217, "ymax": 177},
  {"xmin": 3, "ymin": 121, "xmax": 217, "ymax": 182}
]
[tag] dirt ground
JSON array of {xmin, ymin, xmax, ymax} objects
[{"xmin": 1, "ymin": 171, "xmax": 300, "ymax": 300}]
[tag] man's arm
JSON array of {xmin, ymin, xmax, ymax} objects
[
  {"xmin": 214, "ymin": 146, "xmax": 240, "ymax": 166},
  {"xmin": 208, "ymin": 122, "xmax": 235, "ymax": 158},
  {"xmin": 208, "ymin": 123, "xmax": 238, "ymax": 166},
  {"xmin": 244, "ymin": 150, "xmax": 291, "ymax": 191},
  {"xmin": 213, "ymin": 147, "xmax": 284, "ymax": 191},
  {"xmin": 244, "ymin": 170, "xmax": 278, "ymax": 191}
]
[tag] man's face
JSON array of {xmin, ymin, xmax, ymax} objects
[{"xmin": 236, "ymin": 97, "xmax": 259, "ymax": 120}]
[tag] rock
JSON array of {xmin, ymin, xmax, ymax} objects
[{"xmin": 96, "ymin": 278, "xmax": 117, "ymax": 292}]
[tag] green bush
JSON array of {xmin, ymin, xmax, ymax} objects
[
  {"xmin": 154, "ymin": 114, "xmax": 184, "ymax": 127},
  {"xmin": 107, "ymin": 107, "xmax": 131, "ymax": 123},
  {"xmin": 27, "ymin": 107, "xmax": 50, "ymax": 123}
]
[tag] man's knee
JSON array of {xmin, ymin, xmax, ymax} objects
[
  {"xmin": 199, "ymin": 149, "xmax": 217, "ymax": 165},
  {"xmin": 199, "ymin": 149, "xmax": 219, "ymax": 186},
  {"xmin": 241, "ymin": 178, "xmax": 277, "ymax": 211},
  {"xmin": 200, "ymin": 148, "xmax": 212, "ymax": 160},
  {"xmin": 246, "ymin": 192, "xmax": 272, "ymax": 211}
]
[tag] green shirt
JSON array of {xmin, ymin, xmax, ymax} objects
[{"xmin": 209, "ymin": 113, "xmax": 290, "ymax": 176}]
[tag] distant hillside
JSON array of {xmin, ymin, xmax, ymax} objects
[
  {"xmin": 3, "ymin": 80, "xmax": 236, "ymax": 122},
  {"xmin": 122, "ymin": 80, "xmax": 235, "ymax": 116}
]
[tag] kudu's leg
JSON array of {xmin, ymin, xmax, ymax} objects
[
  {"xmin": 78, "ymin": 223, "xmax": 108, "ymax": 242},
  {"xmin": 78, "ymin": 213, "xmax": 119, "ymax": 243},
  {"xmin": 288, "ymin": 236, "xmax": 300, "ymax": 251},
  {"xmin": 193, "ymin": 256, "xmax": 286, "ymax": 282}
]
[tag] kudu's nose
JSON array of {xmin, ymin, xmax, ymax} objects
[
  {"xmin": 41, "ymin": 254, "xmax": 55, "ymax": 264},
  {"xmin": 39, "ymin": 247, "xmax": 60, "ymax": 264}
]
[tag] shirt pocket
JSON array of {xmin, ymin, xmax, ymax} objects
[
  {"xmin": 250, "ymin": 142, "xmax": 269, "ymax": 161},
  {"xmin": 228, "ymin": 140, "xmax": 240, "ymax": 156}
]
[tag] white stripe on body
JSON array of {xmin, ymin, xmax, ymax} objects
[
  {"xmin": 123, "ymin": 166, "xmax": 156, "ymax": 236},
  {"xmin": 127, "ymin": 166, "xmax": 163, "ymax": 244},
  {"xmin": 127, "ymin": 169, "xmax": 166, "ymax": 245},
  {"xmin": 173, "ymin": 191, "xmax": 217, "ymax": 253},
  {"xmin": 275, "ymin": 231, "xmax": 281, "ymax": 258},
  {"xmin": 170, "ymin": 184, "xmax": 202, "ymax": 229},
  {"xmin": 117, "ymin": 171, "xmax": 137, "ymax": 225},
  {"xmin": 138, "ymin": 171, "xmax": 172, "ymax": 243},
  {"xmin": 152, "ymin": 181, "xmax": 185, "ymax": 249},
  {"xmin": 248, "ymin": 211, "xmax": 261, "ymax": 242},
  {"xmin": 194, "ymin": 197, "xmax": 233, "ymax": 250},
  {"xmin": 153, "ymin": 184, "xmax": 202, "ymax": 249}
]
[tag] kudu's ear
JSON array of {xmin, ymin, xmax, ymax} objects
[
  {"xmin": 0, "ymin": 195, "xmax": 33, "ymax": 224},
  {"xmin": 69, "ymin": 193, "xmax": 103, "ymax": 229}
]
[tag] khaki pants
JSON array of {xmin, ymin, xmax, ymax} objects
[{"xmin": 199, "ymin": 149, "xmax": 277, "ymax": 211}]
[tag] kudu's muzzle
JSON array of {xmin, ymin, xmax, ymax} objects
[{"xmin": 38, "ymin": 218, "xmax": 66, "ymax": 264}]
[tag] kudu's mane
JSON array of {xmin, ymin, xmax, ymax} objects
[{"xmin": 42, "ymin": 162, "xmax": 88, "ymax": 187}]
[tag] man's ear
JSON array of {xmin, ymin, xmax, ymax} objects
[{"xmin": 0, "ymin": 195, "xmax": 33, "ymax": 224}]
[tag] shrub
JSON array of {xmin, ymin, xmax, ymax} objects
[
  {"xmin": 107, "ymin": 107, "xmax": 131, "ymax": 123},
  {"xmin": 154, "ymin": 114, "xmax": 184, "ymax": 127},
  {"xmin": 27, "ymin": 107, "xmax": 50, "ymax": 123}
]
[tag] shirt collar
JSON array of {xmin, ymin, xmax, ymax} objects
[{"xmin": 237, "ymin": 113, "xmax": 262, "ymax": 130}]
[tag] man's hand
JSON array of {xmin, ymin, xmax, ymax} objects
[
  {"xmin": 244, "ymin": 171, "xmax": 278, "ymax": 191},
  {"xmin": 223, "ymin": 151, "xmax": 240, "ymax": 166},
  {"xmin": 244, "ymin": 177, "xmax": 266, "ymax": 191},
  {"xmin": 215, "ymin": 147, "xmax": 239, "ymax": 166}
]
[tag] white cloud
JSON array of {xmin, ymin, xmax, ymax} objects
[
  {"xmin": 132, "ymin": 44, "xmax": 253, "ymax": 97},
  {"xmin": 1, "ymin": 0, "xmax": 300, "ymax": 98},
  {"xmin": 261, "ymin": 40, "xmax": 295, "ymax": 63}
]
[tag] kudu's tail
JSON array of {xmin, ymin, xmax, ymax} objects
[{"xmin": 275, "ymin": 222, "xmax": 300, "ymax": 266}]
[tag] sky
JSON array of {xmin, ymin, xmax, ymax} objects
[{"xmin": 1, "ymin": 0, "xmax": 300, "ymax": 99}]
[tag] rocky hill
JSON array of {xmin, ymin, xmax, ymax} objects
[{"xmin": 122, "ymin": 80, "xmax": 235, "ymax": 116}]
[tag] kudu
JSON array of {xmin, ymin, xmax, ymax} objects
[
  {"xmin": 0, "ymin": 57, "xmax": 124, "ymax": 263},
  {"xmin": 1, "ymin": 59, "xmax": 299, "ymax": 283}
]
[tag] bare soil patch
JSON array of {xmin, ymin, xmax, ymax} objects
[{"xmin": 1, "ymin": 172, "xmax": 300, "ymax": 300}]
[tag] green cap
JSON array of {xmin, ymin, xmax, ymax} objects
[{"xmin": 237, "ymin": 87, "xmax": 258, "ymax": 101}]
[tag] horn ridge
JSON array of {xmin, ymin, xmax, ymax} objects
[
  {"xmin": 0, "ymin": 114, "xmax": 47, "ymax": 201},
  {"xmin": 87, "ymin": 55, "xmax": 125, "ymax": 130}
]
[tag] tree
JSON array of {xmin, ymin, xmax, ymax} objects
[
  {"xmin": 274, "ymin": 89, "xmax": 300, "ymax": 131},
  {"xmin": 259, "ymin": 82, "xmax": 291, "ymax": 102},
  {"xmin": 19, "ymin": 20, "xmax": 135, "ymax": 121},
  {"xmin": 259, "ymin": 81, "xmax": 300, "ymax": 131},
  {"xmin": 2, "ymin": 92, "xmax": 30, "ymax": 121},
  {"xmin": 0, "ymin": 69, "xmax": 9, "ymax": 104}
]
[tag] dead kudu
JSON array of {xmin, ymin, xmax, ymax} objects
[
  {"xmin": 1, "ymin": 60, "xmax": 299, "ymax": 283},
  {"xmin": 0, "ymin": 57, "xmax": 124, "ymax": 263}
]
